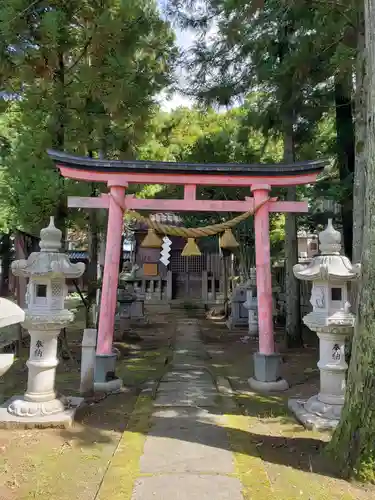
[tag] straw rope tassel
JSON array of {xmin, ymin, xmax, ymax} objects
[
  {"xmin": 141, "ymin": 228, "xmax": 162, "ymax": 248},
  {"xmin": 220, "ymin": 228, "xmax": 239, "ymax": 250},
  {"xmin": 181, "ymin": 238, "xmax": 201, "ymax": 256}
]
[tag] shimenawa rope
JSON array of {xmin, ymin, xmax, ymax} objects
[{"xmin": 124, "ymin": 198, "xmax": 270, "ymax": 237}]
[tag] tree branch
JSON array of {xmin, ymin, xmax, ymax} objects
[
  {"xmin": 311, "ymin": 0, "xmax": 357, "ymax": 28},
  {"xmin": 66, "ymin": 34, "xmax": 94, "ymax": 75}
]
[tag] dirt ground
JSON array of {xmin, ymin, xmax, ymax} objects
[{"xmin": 0, "ymin": 306, "xmax": 374, "ymax": 499}]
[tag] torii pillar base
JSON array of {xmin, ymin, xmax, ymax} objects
[
  {"xmin": 248, "ymin": 353, "xmax": 289, "ymax": 392},
  {"xmin": 94, "ymin": 354, "xmax": 123, "ymax": 393}
]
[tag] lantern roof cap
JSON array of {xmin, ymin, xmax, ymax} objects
[
  {"xmin": 11, "ymin": 217, "xmax": 85, "ymax": 279},
  {"xmin": 293, "ymin": 220, "xmax": 361, "ymax": 281},
  {"xmin": 319, "ymin": 219, "xmax": 341, "ymax": 255},
  {"xmin": 39, "ymin": 217, "xmax": 62, "ymax": 252}
]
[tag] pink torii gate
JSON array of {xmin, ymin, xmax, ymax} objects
[{"xmin": 48, "ymin": 150, "xmax": 325, "ymax": 391}]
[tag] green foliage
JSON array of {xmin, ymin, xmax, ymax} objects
[
  {"xmin": 0, "ymin": 0, "xmax": 176, "ymax": 232},
  {"xmin": 136, "ymin": 101, "xmax": 334, "ymax": 262},
  {"xmin": 165, "ymin": 0, "xmax": 356, "ymax": 228}
]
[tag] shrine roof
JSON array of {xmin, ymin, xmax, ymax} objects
[{"xmin": 48, "ymin": 150, "xmax": 326, "ymax": 177}]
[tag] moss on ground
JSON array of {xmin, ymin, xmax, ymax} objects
[
  {"xmin": 224, "ymin": 412, "xmax": 275, "ymax": 499},
  {"xmin": 202, "ymin": 317, "xmax": 375, "ymax": 499},
  {"xmin": 0, "ymin": 309, "xmax": 174, "ymax": 500},
  {"xmin": 96, "ymin": 394, "xmax": 154, "ymax": 500}
]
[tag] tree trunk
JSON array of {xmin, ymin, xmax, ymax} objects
[
  {"xmin": 0, "ymin": 233, "xmax": 11, "ymax": 297},
  {"xmin": 86, "ymin": 182, "xmax": 99, "ymax": 328},
  {"xmin": 284, "ymin": 125, "xmax": 303, "ymax": 348},
  {"xmin": 327, "ymin": 1, "xmax": 375, "ymax": 482},
  {"xmin": 352, "ymin": 10, "xmax": 367, "ymax": 266},
  {"xmin": 53, "ymin": 51, "xmax": 67, "ymax": 242},
  {"xmin": 334, "ymin": 73, "xmax": 355, "ymax": 260}
]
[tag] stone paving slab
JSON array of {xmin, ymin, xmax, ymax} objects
[
  {"xmin": 154, "ymin": 390, "xmax": 218, "ymax": 407},
  {"xmin": 140, "ymin": 409, "xmax": 233, "ymax": 474},
  {"xmin": 156, "ymin": 383, "xmax": 217, "ymax": 393},
  {"xmin": 162, "ymin": 370, "xmax": 209, "ymax": 382},
  {"xmin": 131, "ymin": 474, "xmax": 243, "ymax": 500},
  {"xmin": 126, "ymin": 317, "xmax": 244, "ymax": 499}
]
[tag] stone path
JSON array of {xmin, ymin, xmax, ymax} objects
[
  {"xmin": 99, "ymin": 317, "xmax": 244, "ymax": 499},
  {"xmin": 132, "ymin": 318, "xmax": 243, "ymax": 499}
]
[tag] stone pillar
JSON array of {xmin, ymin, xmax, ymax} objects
[
  {"xmin": 226, "ymin": 285, "xmax": 247, "ymax": 328},
  {"xmin": 248, "ymin": 185, "xmax": 288, "ymax": 392},
  {"xmin": 96, "ymin": 183, "xmax": 126, "ymax": 391},
  {"xmin": 21, "ymin": 329, "xmax": 61, "ymax": 408},
  {"xmin": 202, "ymin": 270, "xmax": 208, "ymax": 303},
  {"xmin": 289, "ymin": 219, "xmax": 360, "ymax": 430},
  {"xmin": 80, "ymin": 328, "xmax": 97, "ymax": 396},
  {"xmin": 243, "ymin": 267, "xmax": 258, "ymax": 336},
  {"xmin": 244, "ymin": 288, "xmax": 258, "ymax": 336},
  {"xmin": 167, "ymin": 270, "xmax": 173, "ymax": 301},
  {"xmin": 315, "ymin": 331, "xmax": 348, "ymax": 407}
]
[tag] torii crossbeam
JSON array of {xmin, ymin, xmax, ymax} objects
[{"xmin": 48, "ymin": 150, "xmax": 326, "ymax": 392}]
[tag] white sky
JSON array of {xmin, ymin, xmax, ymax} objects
[{"xmin": 157, "ymin": 0, "xmax": 195, "ymax": 110}]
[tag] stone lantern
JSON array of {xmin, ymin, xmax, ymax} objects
[
  {"xmin": 116, "ymin": 263, "xmax": 139, "ymax": 341},
  {"xmin": 1, "ymin": 217, "xmax": 85, "ymax": 426},
  {"xmin": 243, "ymin": 267, "xmax": 258, "ymax": 335},
  {"xmin": 288, "ymin": 219, "xmax": 360, "ymax": 430},
  {"xmin": 227, "ymin": 284, "xmax": 248, "ymax": 329}
]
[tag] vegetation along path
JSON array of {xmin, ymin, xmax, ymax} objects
[{"xmin": 2, "ymin": 311, "xmax": 374, "ymax": 498}]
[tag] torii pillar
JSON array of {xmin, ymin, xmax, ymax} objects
[
  {"xmin": 249, "ymin": 185, "xmax": 288, "ymax": 391},
  {"xmin": 47, "ymin": 150, "xmax": 326, "ymax": 393},
  {"xmin": 94, "ymin": 182, "xmax": 127, "ymax": 390}
]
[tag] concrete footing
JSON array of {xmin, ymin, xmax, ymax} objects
[
  {"xmin": 248, "ymin": 377, "xmax": 289, "ymax": 393},
  {"xmin": 0, "ymin": 396, "xmax": 84, "ymax": 428},
  {"xmin": 94, "ymin": 378, "xmax": 123, "ymax": 393},
  {"xmin": 288, "ymin": 396, "xmax": 341, "ymax": 431}
]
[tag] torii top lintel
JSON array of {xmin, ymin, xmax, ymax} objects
[{"xmin": 47, "ymin": 150, "xmax": 326, "ymax": 187}]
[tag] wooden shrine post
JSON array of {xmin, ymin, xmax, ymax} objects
[{"xmin": 48, "ymin": 150, "xmax": 326, "ymax": 392}]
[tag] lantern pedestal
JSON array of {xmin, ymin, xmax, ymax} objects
[
  {"xmin": 0, "ymin": 310, "xmax": 85, "ymax": 428},
  {"xmin": 288, "ymin": 326, "xmax": 351, "ymax": 430},
  {"xmin": 0, "ymin": 395, "xmax": 83, "ymax": 428}
]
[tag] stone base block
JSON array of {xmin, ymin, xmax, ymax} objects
[
  {"xmin": 248, "ymin": 325, "xmax": 259, "ymax": 336},
  {"xmin": 94, "ymin": 353, "xmax": 123, "ymax": 393},
  {"xmin": 226, "ymin": 318, "xmax": 248, "ymax": 329},
  {"xmin": 0, "ymin": 396, "xmax": 84, "ymax": 429},
  {"xmin": 288, "ymin": 395, "xmax": 341, "ymax": 431},
  {"xmin": 95, "ymin": 353, "xmax": 117, "ymax": 383},
  {"xmin": 253, "ymin": 352, "xmax": 281, "ymax": 382},
  {"xmin": 131, "ymin": 317, "xmax": 148, "ymax": 326},
  {"xmin": 248, "ymin": 377, "xmax": 289, "ymax": 393}
]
